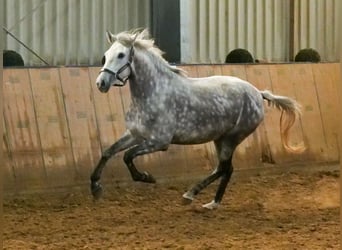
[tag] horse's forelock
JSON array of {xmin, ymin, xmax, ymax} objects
[
  {"xmin": 114, "ymin": 29, "xmax": 186, "ymax": 77},
  {"xmin": 114, "ymin": 30, "xmax": 163, "ymax": 61},
  {"xmin": 136, "ymin": 28, "xmax": 150, "ymax": 40},
  {"xmin": 115, "ymin": 29, "xmax": 154, "ymax": 50}
]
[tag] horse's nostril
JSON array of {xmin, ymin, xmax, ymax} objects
[{"xmin": 97, "ymin": 80, "xmax": 105, "ymax": 89}]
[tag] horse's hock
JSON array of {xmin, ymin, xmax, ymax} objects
[{"xmin": 3, "ymin": 63, "xmax": 340, "ymax": 193}]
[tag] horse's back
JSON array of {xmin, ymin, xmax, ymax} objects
[
  {"xmin": 187, "ymin": 75, "xmax": 260, "ymax": 94},
  {"xmin": 169, "ymin": 75, "xmax": 264, "ymax": 144},
  {"xmin": 185, "ymin": 75, "xmax": 262, "ymax": 105},
  {"xmin": 188, "ymin": 75, "xmax": 244, "ymax": 84}
]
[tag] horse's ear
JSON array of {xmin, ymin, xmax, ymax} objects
[
  {"xmin": 106, "ymin": 30, "xmax": 116, "ymax": 44},
  {"xmin": 132, "ymin": 33, "xmax": 139, "ymax": 44}
]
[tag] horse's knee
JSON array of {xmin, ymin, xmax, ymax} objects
[
  {"xmin": 216, "ymin": 159, "xmax": 233, "ymax": 174},
  {"xmin": 227, "ymin": 165, "xmax": 233, "ymax": 175},
  {"xmin": 221, "ymin": 165, "xmax": 234, "ymax": 183},
  {"xmin": 102, "ymin": 148, "xmax": 113, "ymax": 159},
  {"xmin": 123, "ymin": 151, "xmax": 132, "ymax": 165}
]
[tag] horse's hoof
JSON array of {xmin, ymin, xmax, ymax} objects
[
  {"xmin": 202, "ymin": 200, "xmax": 219, "ymax": 210},
  {"xmin": 142, "ymin": 172, "xmax": 156, "ymax": 183},
  {"xmin": 182, "ymin": 192, "xmax": 194, "ymax": 205},
  {"xmin": 91, "ymin": 182, "xmax": 103, "ymax": 200},
  {"xmin": 182, "ymin": 197, "xmax": 193, "ymax": 205}
]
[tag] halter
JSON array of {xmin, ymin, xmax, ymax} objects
[{"xmin": 100, "ymin": 46, "xmax": 134, "ymax": 87}]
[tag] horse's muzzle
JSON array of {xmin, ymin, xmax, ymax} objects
[{"xmin": 96, "ymin": 79, "xmax": 110, "ymax": 93}]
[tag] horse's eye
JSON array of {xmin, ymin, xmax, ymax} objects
[
  {"xmin": 118, "ymin": 53, "xmax": 125, "ymax": 59},
  {"xmin": 101, "ymin": 56, "xmax": 105, "ymax": 65}
]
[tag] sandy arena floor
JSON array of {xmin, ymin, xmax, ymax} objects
[{"xmin": 4, "ymin": 170, "xmax": 340, "ymax": 250}]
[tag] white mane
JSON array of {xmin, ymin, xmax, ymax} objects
[{"xmin": 112, "ymin": 29, "xmax": 187, "ymax": 77}]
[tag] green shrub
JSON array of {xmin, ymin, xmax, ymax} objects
[
  {"xmin": 294, "ymin": 48, "xmax": 321, "ymax": 62},
  {"xmin": 225, "ymin": 49, "xmax": 254, "ymax": 63},
  {"xmin": 3, "ymin": 50, "xmax": 25, "ymax": 66}
]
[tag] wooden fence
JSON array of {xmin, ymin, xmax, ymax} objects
[{"xmin": 3, "ymin": 63, "xmax": 340, "ymax": 193}]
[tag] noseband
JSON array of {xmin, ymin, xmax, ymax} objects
[{"xmin": 100, "ymin": 46, "xmax": 134, "ymax": 87}]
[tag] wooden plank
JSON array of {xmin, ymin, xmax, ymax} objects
[
  {"xmin": 221, "ymin": 64, "xmax": 248, "ymax": 80},
  {"xmin": 59, "ymin": 67, "xmax": 101, "ymax": 182},
  {"xmin": 3, "ymin": 68, "xmax": 46, "ymax": 189},
  {"xmin": 3, "ymin": 119, "xmax": 16, "ymax": 192},
  {"xmin": 268, "ymin": 64, "xmax": 312, "ymax": 163},
  {"xmin": 252, "ymin": 65, "xmax": 293, "ymax": 162},
  {"xmin": 290, "ymin": 64, "xmax": 328, "ymax": 162},
  {"xmin": 311, "ymin": 63, "xmax": 339, "ymax": 162},
  {"xmin": 2, "ymin": 155, "xmax": 16, "ymax": 192},
  {"xmin": 3, "ymin": 63, "xmax": 340, "ymax": 191},
  {"xmin": 179, "ymin": 65, "xmax": 198, "ymax": 77},
  {"xmin": 195, "ymin": 65, "xmax": 222, "ymax": 77},
  {"xmin": 245, "ymin": 65, "xmax": 276, "ymax": 166},
  {"xmin": 29, "ymin": 68, "xmax": 76, "ymax": 187}
]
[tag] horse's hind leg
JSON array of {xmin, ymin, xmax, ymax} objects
[
  {"xmin": 182, "ymin": 159, "xmax": 230, "ymax": 204},
  {"xmin": 182, "ymin": 138, "xmax": 236, "ymax": 208},
  {"xmin": 202, "ymin": 156, "xmax": 234, "ymax": 209}
]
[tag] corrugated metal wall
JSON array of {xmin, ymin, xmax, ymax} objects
[
  {"xmin": 3, "ymin": 0, "xmax": 339, "ymax": 65},
  {"xmin": 293, "ymin": 0, "xmax": 339, "ymax": 62},
  {"xmin": 3, "ymin": 0, "xmax": 150, "ymax": 66},
  {"xmin": 180, "ymin": 0, "xmax": 290, "ymax": 63},
  {"xmin": 180, "ymin": 0, "xmax": 339, "ymax": 63}
]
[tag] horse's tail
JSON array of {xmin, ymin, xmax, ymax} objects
[{"xmin": 260, "ymin": 90, "xmax": 305, "ymax": 153}]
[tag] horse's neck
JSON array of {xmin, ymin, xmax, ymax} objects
[{"xmin": 129, "ymin": 52, "xmax": 170, "ymax": 100}]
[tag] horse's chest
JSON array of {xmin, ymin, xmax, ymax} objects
[
  {"xmin": 125, "ymin": 110, "xmax": 146, "ymax": 132},
  {"xmin": 125, "ymin": 108, "xmax": 166, "ymax": 139}
]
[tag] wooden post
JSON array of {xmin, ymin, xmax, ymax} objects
[
  {"xmin": 339, "ymin": 0, "xmax": 342, "ymax": 241},
  {"xmin": 150, "ymin": 0, "xmax": 181, "ymax": 63},
  {"xmin": 0, "ymin": 0, "xmax": 4, "ymax": 247},
  {"xmin": 289, "ymin": 0, "xmax": 295, "ymax": 61}
]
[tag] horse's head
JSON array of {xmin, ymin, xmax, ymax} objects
[
  {"xmin": 96, "ymin": 29, "xmax": 184, "ymax": 93},
  {"xmin": 96, "ymin": 31, "xmax": 136, "ymax": 92}
]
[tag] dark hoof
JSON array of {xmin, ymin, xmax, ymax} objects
[
  {"xmin": 142, "ymin": 172, "xmax": 156, "ymax": 183},
  {"xmin": 181, "ymin": 197, "xmax": 193, "ymax": 205},
  {"xmin": 182, "ymin": 192, "xmax": 194, "ymax": 205},
  {"xmin": 91, "ymin": 182, "xmax": 103, "ymax": 200}
]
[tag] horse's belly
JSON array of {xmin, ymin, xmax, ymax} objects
[
  {"xmin": 171, "ymin": 136, "xmax": 214, "ymax": 145},
  {"xmin": 171, "ymin": 124, "xmax": 231, "ymax": 145}
]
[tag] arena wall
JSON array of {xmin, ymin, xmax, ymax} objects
[{"xmin": 3, "ymin": 63, "xmax": 340, "ymax": 193}]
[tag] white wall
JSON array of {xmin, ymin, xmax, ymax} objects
[
  {"xmin": 3, "ymin": 0, "xmax": 150, "ymax": 66},
  {"xmin": 180, "ymin": 0, "xmax": 339, "ymax": 63}
]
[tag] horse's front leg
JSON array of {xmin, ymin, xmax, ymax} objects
[
  {"xmin": 123, "ymin": 140, "xmax": 169, "ymax": 183},
  {"xmin": 90, "ymin": 130, "xmax": 139, "ymax": 199}
]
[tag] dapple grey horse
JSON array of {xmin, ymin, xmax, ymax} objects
[{"xmin": 91, "ymin": 29, "xmax": 304, "ymax": 209}]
